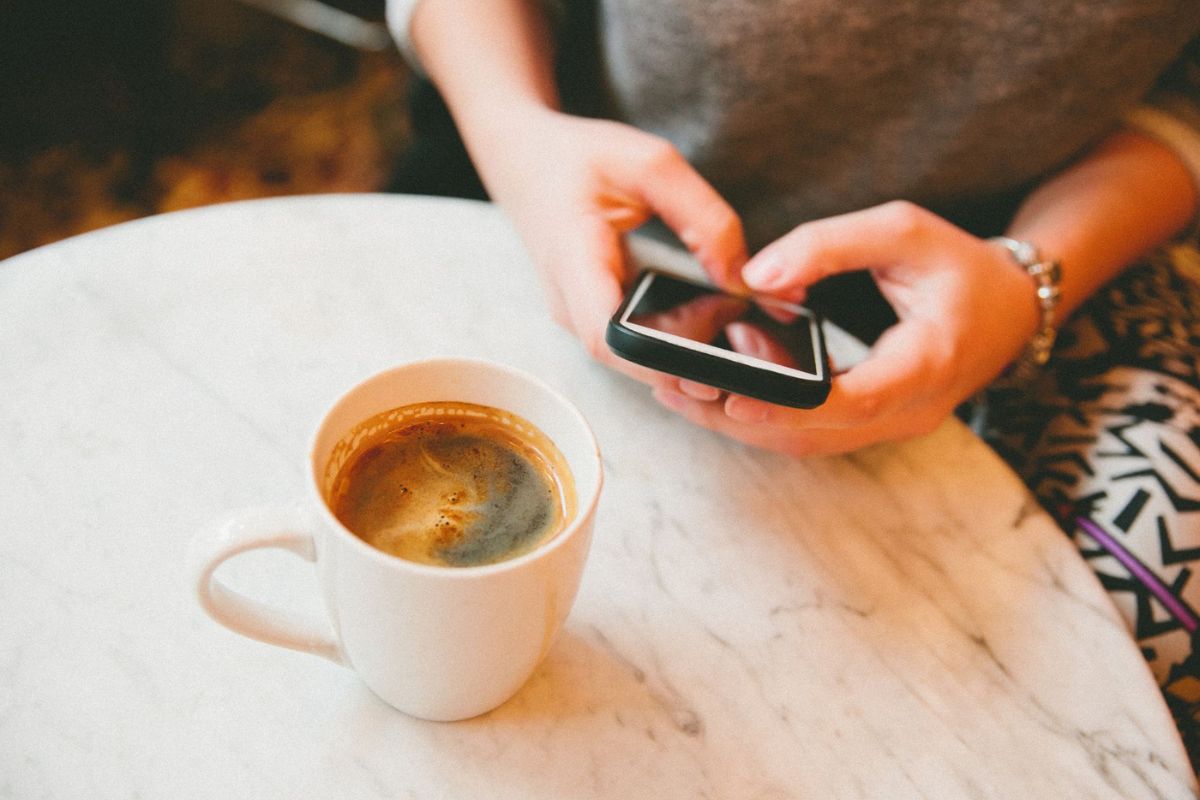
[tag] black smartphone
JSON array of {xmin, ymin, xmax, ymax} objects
[{"xmin": 606, "ymin": 268, "xmax": 831, "ymax": 408}]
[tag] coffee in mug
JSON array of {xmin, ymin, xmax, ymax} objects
[
  {"xmin": 327, "ymin": 401, "xmax": 576, "ymax": 567},
  {"xmin": 188, "ymin": 358, "xmax": 602, "ymax": 721}
]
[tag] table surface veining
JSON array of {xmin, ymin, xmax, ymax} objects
[{"xmin": 1, "ymin": 194, "xmax": 1195, "ymax": 799}]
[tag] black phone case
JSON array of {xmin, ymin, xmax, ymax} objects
[{"xmin": 606, "ymin": 271, "xmax": 832, "ymax": 409}]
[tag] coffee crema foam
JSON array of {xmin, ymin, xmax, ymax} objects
[{"xmin": 326, "ymin": 402, "xmax": 575, "ymax": 567}]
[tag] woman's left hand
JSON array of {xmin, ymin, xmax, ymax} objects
[{"xmin": 653, "ymin": 200, "xmax": 1042, "ymax": 456}]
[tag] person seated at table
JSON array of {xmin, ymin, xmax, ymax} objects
[{"xmin": 384, "ymin": 0, "xmax": 1200, "ymax": 766}]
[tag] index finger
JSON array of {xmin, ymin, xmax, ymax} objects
[
  {"xmin": 741, "ymin": 200, "xmax": 945, "ymax": 298},
  {"xmin": 612, "ymin": 141, "xmax": 749, "ymax": 292}
]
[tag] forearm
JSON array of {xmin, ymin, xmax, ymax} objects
[
  {"xmin": 1006, "ymin": 130, "xmax": 1197, "ymax": 326},
  {"xmin": 409, "ymin": 0, "xmax": 560, "ymax": 154}
]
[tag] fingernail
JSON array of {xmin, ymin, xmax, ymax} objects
[
  {"xmin": 743, "ymin": 252, "xmax": 783, "ymax": 289},
  {"xmin": 726, "ymin": 395, "xmax": 769, "ymax": 423},
  {"xmin": 679, "ymin": 379, "xmax": 721, "ymax": 401}
]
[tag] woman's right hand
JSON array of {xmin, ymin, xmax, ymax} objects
[
  {"xmin": 408, "ymin": 1, "xmax": 744, "ymax": 390},
  {"xmin": 468, "ymin": 105, "xmax": 748, "ymax": 388}
]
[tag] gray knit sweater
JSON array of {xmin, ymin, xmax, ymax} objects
[{"xmin": 389, "ymin": 0, "xmax": 1200, "ymax": 247}]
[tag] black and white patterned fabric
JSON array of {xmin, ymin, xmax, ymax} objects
[{"xmin": 980, "ymin": 242, "xmax": 1200, "ymax": 769}]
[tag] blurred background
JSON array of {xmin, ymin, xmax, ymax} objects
[{"xmin": 0, "ymin": 0, "xmax": 414, "ymax": 260}]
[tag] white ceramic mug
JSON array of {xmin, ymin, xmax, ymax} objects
[{"xmin": 188, "ymin": 358, "xmax": 603, "ymax": 721}]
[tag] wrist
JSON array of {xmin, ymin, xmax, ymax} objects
[
  {"xmin": 469, "ymin": 99, "xmax": 561, "ymax": 143},
  {"xmin": 987, "ymin": 237, "xmax": 1062, "ymax": 382},
  {"xmin": 409, "ymin": 0, "xmax": 562, "ymax": 146}
]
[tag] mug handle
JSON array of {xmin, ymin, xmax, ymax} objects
[{"xmin": 188, "ymin": 505, "xmax": 347, "ymax": 666}]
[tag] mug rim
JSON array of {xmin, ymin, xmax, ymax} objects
[{"xmin": 307, "ymin": 356, "xmax": 603, "ymax": 578}]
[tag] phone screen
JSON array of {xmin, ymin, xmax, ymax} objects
[{"xmin": 618, "ymin": 272, "xmax": 822, "ymax": 379}]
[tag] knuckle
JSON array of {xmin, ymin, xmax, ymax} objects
[
  {"xmin": 922, "ymin": 348, "xmax": 956, "ymax": 391},
  {"xmin": 639, "ymin": 138, "xmax": 685, "ymax": 176},
  {"xmin": 536, "ymin": 278, "xmax": 572, "ymax": 332},
  {"xmin": 845, "ymin": 391, "xmax": 885, "ymax": 424},
  {"xmin": 583, "ymin": 330, "xmax": 609, "ymax": 362},
  {"xmin": 879, "ymin": 199, "xmax": 928, "ymax": 239},
  {"xmin": 549, "ymin": 304, "xmax": 571, "ymax": 332}
]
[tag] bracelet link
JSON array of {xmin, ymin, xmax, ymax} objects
[{"xmin": 988, "ymin": 236, "xmax": 1062, "ymax": 380}]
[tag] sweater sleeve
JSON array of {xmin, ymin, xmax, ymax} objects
[
  {"xmin": 1123, "ymin": 36, "xmax": 1200, "ymax": 205},
  {"xmin": 385, "ymin": 0, "xmax": 565, "ymax": 75}
]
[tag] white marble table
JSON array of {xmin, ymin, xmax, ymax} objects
[{"xmin": 1, "ymin": 194, "xmax": 1196, "ymax": 799}]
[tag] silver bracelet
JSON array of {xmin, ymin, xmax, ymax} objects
[{"xmin": 988, "ymin": 236, "xmax": 1062, "ymax": 382}]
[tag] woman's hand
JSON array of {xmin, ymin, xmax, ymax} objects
[
  {"xmin": 653, "ymin": 200, "xmax": 1041, "ymax": 456},
  {"xmin": 469, "ymin": 105, "xmax": 748, "ymax": 386},
  {"xmin": 409, "ymin": 0, "xmax": 1196, "ymax": 453},
  {"xmin": 409, "ymin": 0, "xmax": 747, "ymax": 387}
]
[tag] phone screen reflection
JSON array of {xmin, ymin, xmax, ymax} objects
[{"xmin": 626, "ymin": 275, "xmax": 818, "ymax": 374}]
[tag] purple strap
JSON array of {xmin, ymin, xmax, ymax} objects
[{"xmin": 1075, "ymin": 516, "xmax": 1199, "ymax": 634}]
